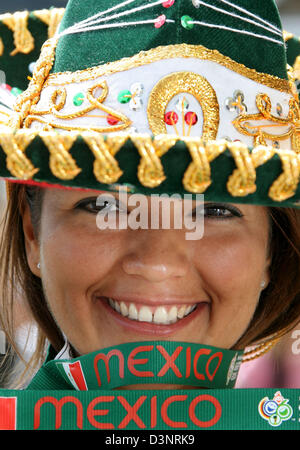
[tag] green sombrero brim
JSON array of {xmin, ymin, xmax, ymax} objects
[
  {"xmin": 0, "ymin": 9, "xmax": 299, "ymax": 209},
  {"xmin": 1, "ymin": 131, "xmax": 299, "ymax": 209}
]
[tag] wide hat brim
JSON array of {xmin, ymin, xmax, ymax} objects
[{"xmin": 0, "ymin": 7, "xmax": 299, "ymax": 209}]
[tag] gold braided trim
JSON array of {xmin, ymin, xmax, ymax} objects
[
  {"xmin": 9, "ymin": 37, "xmax": 58, "ymax": 129},
  {"xmin": 44, "ymin": 44, "xmax": 292, "ymax": 94},
  {"xmin": 0, "ymin": 131, "xmax": 299, "ymax": 202},
  {"xmin": 0, "ymin": 9, "xmax": 64, "ymax": 56}
]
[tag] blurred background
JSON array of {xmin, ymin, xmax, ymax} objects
[{"xmin": 0, "ymin": 0, "xmax": 299, "ymax": 388}]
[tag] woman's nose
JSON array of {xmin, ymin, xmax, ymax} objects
[{"xmin": 121, "ymin": 230, "xmax": 189, "ymax": 282}]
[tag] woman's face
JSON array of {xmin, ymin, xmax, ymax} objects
[{"xmin": 23, "ymin": 188, "xmax": 271, "ymax": 360}]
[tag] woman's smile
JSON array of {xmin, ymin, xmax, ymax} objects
[{"xmin": 95, "ymin": 295, "xmax": 210, "ymax": 336}]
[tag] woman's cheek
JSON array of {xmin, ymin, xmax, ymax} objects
[{"xmin": 40, "ymin": 225, "xmax": 127, "ymax": 307}]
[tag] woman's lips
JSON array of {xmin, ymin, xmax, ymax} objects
[
  {"xmin": 97, "ymin": 296, "xmax": 209, "ymax": 336},
  {"xmin": 108, "ymin": 298, "xmax": 197, "ymax": 324}
]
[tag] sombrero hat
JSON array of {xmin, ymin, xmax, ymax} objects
[{"xmin": 0, "ymin": 0, "xmax": 299, "ymax": 209}]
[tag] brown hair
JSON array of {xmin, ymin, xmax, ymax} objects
[{"xmin": 1, "ymin": 183, "xmax": 300, "ymax": 387}]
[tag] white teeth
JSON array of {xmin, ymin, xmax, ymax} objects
[
  {"xmin": 153, "ymin": 306, "xmax": 168, "ymax": 324},
  {"xmin": 107, "ymin": 299, "xmax": 197, "ymax": 324},
  {"xmin": 138, "ymin": 306, "xmax": 153, "ymax": 322},
  {"xmin": 168, "ymin": 306, "xmax": 178, "ymax": 324},
  {"xmin": 177, "ymin": 305, "xmax": 187, "ymax": 319},
  {"xmin": 185, "ymin": 305, "xmax": 192, "ymax": 315},
  {"xmin": 120, "ymin": 301, "xmax": 128, "ymax": 317},
  {"xmin": 128, "ymin": 303, "xmax": 138, "ymax": 320}
]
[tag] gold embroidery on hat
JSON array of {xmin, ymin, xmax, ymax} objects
[
  {"xmin": 27, "ymin": 82, "xmax": 132, "ymax": 133},
  {"xmin": 50, "ymin": 87, "xmax": 67, "ymax": 112},
  {"xmin": 23, "ymin": 116, "xmax": 53, "ymax": 130},
  {"xmin": 40, "ymin": 131, "xmax": 81, "ymax": 180},
  {"xmin": 10, "ymin": 37, "xmax": 58, "ymax": 129},
  {"xmin": 34, "ymin": 8, "xmax": 65, "ymax": 38},
  {"xmin": 16, "ymin": 43, "xmax": 293, "ymax": 134},
  {"xmin": 147, "ymin": 72, "xmax": 219, "ymax": 138},
  {"xmin": 82, "ymin": 132, "xmax": 126, "ymax": 184},
  {"xmin": 233, "ymin": 93, "xmax": 300, "ymax": 153},
  {"xmin": 1, "ymin": 11, "xmax": 34, "ymax": 56},
  {"xmin": 44, "ymin": 44, "xmax": 292, "ymax": 94},
  {"xmin": 0, "ymin": 38, "xmax": 4, "ymax": 56},
  {"xmin": 0, "ymin": 130, "xmax": 38, "ymax": 179}
]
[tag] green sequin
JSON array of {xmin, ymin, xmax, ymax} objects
[
  {"xmin": 11, "ymin": 87, "xmax": 23, "ymax": 97},
  {"xmin": 73, "ymin": 92, "xmax": 85, "ymax": 106},
  {"xmin": 118, "ymin": 90, "xmax": 132, "ymax": 104},
  {"xmin": 181, "ymin": 15, "xmax": 194, "ymax": 30}
]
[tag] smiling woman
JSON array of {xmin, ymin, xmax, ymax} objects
[
  {"xmin": 0, "ymin": 182, "xmax": 299, "ymax": 391},
  {"xmin": 0, "ymin": 0, "xmax": 299, "ymax": 417}
]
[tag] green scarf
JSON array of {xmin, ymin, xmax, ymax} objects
[{"xmin": 0, "ymin": 341, "xmax": 297, "ymax": 430}]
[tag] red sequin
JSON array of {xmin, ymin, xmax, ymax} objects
[
  {"xmin": 163, "ymin": 0, "xmax": 175, "ymax": 7},
  {"xmin": 0, "ymin": 83, "xmax": 12, "ymax": 91},
  {"xmin": 185, "ymin": 112, "xmax": 198, "ymax": 126},
  {"xmin": 164, "ymin": 111, "xmax": 179, "ymax": 125},
  {"xmin": 154, "ymin": 14, "xmax": 166, "ymax": 28},
  {"xmin": 106, "ymin": 115, "xmax": 120, "ymax": 125}
]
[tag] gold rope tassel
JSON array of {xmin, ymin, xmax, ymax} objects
[
  {"xmin": 1, "ymin": 11, "xmax": 35, "ymax": 56},
  {"xmin": 227, "ymin": 142, "xmax": 274, "ymax": 197},
  {"xmin": 183, "ymin": 138, "xmax": 227, "ymax": 193},
  {"xmin": 40, "ymin": 132, "xmax": 81, "ymax": 180},
  {"xmin": 0, "ymin": 130, "xmax": 38, "ymax": 179},
  {"xmin": 269, "ymin": 150, "xmax": 300, "ymax": 201},
  {"xmin": 82, "ymin": 132, "xmax": 126, "ymax": 184},
  {"xmin": 130, "ymin": 135, "xmax": 177, "ymax": 188},
  {"xmin": 9, "ymin": 36, "xmax": 58, "ymax": 129},
  {"xmin": 34, "ymin": 8, "xmax": 65, "ymax": 38}
]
